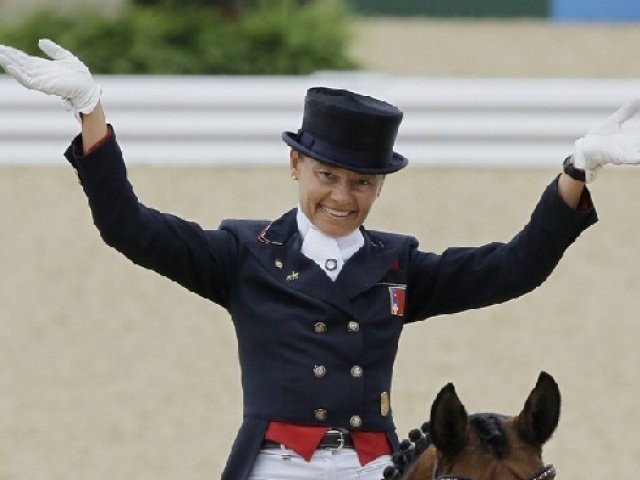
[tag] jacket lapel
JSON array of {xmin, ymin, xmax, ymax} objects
[
  {"xmin": 246, "ymin": 209, "xmax": 352, "ymax": 313},
  {"xmin": 246, "ymin": 209, "xmax": 399, "ymax": 315},
  {"xmin": 334, "ymin": 229, "xmax": 403, "ymax": 299}
]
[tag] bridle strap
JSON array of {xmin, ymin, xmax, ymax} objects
[
  {"xmin": 529, "ymin": 465, "xmax": 557, "ymax": 480},
  {"xmin": 435, "ymin": 464, "xmax": 556, "ymax": 480}
]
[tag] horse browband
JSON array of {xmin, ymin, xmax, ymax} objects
[{"xmin": 436, "ymin": 463, "xmax": 556, "ymax": 480}]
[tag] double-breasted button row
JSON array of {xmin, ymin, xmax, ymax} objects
[
  {"xmin": 312, "ymin": 321, "xmax": 361, "ymax": 334},
  {"xmin": 312, "ymin": 365, "xmax": 363, "ymax": 379},
  {"xmin": 312, "ymin": 410, "xmax": 362, "ymax": 428}
]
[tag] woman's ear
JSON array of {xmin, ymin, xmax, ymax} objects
[{"xmin": 289, "ymin": 149, "xmax": 300, "ymax": 180}]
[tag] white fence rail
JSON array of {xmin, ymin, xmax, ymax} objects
[{"xmin": 1, "ymin": 74, "xmax": 639, "ymax": 166}]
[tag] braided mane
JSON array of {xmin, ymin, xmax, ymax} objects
[
  {"xmin": 383, "ymin": 422, "xmax": 432, "ymax": 478},
  {"xmin": 470, "ymin": 414, "xmax": 509, "ymax": 458},
  {"xmin": 383, "ymin": 414, "xmax": 510, "ymax": 479}
]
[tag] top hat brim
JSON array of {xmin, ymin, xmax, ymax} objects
[{"xmin": 282, "ymin": 131, "xmax": 408, "ymax": 175}]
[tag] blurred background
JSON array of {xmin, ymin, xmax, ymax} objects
[
  {"xmin": 1, "ymin": 1, "xmax": 640, "ymax": 479},
  {"xmin": 2, "ymin": 0, "xmax": 640, "ymax": 76}
]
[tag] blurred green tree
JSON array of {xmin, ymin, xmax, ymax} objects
[
  {"xmin": 129, "ymin": 0, "xmax": 312, "ymax": 19},
  {"xmin": 0, "ymin": 0, "xmax": 357, "ymax": 74}
]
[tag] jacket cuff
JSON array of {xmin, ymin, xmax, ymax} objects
[{"xmin": 64, "ymin": 124, "xmax": 115, "ymax": 168}]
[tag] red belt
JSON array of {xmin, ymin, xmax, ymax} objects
[{"xmin": 264, "ymin": 421, "xmax": 391, "ymax": 466}]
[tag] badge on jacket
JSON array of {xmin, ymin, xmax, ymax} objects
[
  {"xmin": 388, "ymin": 285, "xmax": 406, "ymax": 316},
  {"xmin": 380, "ymin": 391, "xmax": 390, "ymax": 417}
]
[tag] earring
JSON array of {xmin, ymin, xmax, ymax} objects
[{"xmin": 291, "ymin": 174, "xmax": 298, "ymax": 180}]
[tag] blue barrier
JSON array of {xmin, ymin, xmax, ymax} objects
[{"xmin": 552, "ymin": 0, "xmax": 640, "ymax": 21}]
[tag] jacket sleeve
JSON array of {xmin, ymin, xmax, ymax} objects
[
  {"xmin": 64, "ymin": 127, "xmax": 236, "ymax": 309},
  {"xmin": 404, "ymin": 177, "xmax": 598, "ymax": 323}
]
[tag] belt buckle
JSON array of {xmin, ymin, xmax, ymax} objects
[{"xmin": 327, "ymin": 428, "xmax": 345, "ymax": 454}]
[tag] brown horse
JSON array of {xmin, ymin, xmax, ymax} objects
[{"xmin": 383, "ymin": 371, "xmax": 559, "ymax": 480}]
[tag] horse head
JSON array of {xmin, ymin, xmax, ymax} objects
[{"xmin": 385, "ymin": 371, "xmax": 560, "ymax": 480}]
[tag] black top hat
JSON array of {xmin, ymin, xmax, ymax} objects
[{"xmin": 282, "ymin": 87, "xmax": 408, "ymax": 174}]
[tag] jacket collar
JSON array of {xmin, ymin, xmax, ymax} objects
[
  {"xmin": 258, "ymin": 207, "xmax": 380, "ymax": 250},
  {"xmin": 252, "ymin": 208, "xmax": 401, "ymax": 310},
  {"xmin": 257, "ymin": 208, "xmax": 298, "ymax": 246}
]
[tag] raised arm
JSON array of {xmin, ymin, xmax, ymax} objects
[
  {"xmin": 0, "ymin": 39, "xmax": 235, "ymax": 306},
  {"xmin": 557, "ymin": 172, "xmax": 584, "ymax": 209},
  {"xmin": 81, "ymin": 102, "xmax": 109, "ymax": 154}
]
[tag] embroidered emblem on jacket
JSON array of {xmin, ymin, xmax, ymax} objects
[{"xmin": 286, "ymin": 271, "xmax": 299, "ymax": 281}]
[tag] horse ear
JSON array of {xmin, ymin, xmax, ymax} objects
[
  {"xmin": 517, "ymin": 371, "xmax": 561, "ymax": 446},
  {"xmin": 430, "ymin": 383, "xmax": 469, "ymax": 457}
]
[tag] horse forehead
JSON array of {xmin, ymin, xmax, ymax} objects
[
  {"xmin": 469, "ymin": 412, "xmax": 509, "ymax": 424},
  {"xmin": 467, "ymin": 414, "xmax": 526, "ymax": 459},
  {"xmin": 469, "ymin": 413, "xmax": 510, "ymax": 446},
  {"xmin": 467, "ymin": 413, "xmax": 546, "ymax": 476}
]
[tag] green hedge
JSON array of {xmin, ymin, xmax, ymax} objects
[{"xmin": 0, "ymin": 0, "xmax": 358, "ymax": 74}]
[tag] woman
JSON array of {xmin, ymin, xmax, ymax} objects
[{"xmin": 0, "ymin": 39, "xmax": 637, "ymax": 480}]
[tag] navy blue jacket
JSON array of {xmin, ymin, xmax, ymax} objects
[{"xmin": 65, "ymin": 129, "xmax": 597, "ymax": 479}]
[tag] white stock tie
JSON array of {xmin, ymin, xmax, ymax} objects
[{"xmin": 301, "ymin": 226, "xmax": 344, "ymax": 281}]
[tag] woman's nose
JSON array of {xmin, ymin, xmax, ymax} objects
[{"xmin": 330, "ymin": 181, "xmax": 352, "ymax": 203}]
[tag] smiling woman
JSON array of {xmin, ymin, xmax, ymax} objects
[
  {"xmin": 290, "ymin": 153, "xmax": 384, "ymax": 238},
  {"xmin": 282, "ymin": 86, "xmax": 402, "ymax": 239}
]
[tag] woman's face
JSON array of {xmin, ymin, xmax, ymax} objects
[{"xmin": 290, "ymin": 150, "xmax": 384, "ymax": 238}]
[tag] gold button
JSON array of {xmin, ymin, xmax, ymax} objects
[
  {"xmin": 350, "ymin": 365, "xmax": 363, "ymax": 378},
  {"xmin": 314, "ymin": 322, "xmax": 327, "ymax": 334},
  {"xmin": 349, "ymin": 415, "xmax": 362, "ymax": 428},
  {"xmin": 315, "ymin": 409, "xmax": 328, "ymax": 421},
  {"xmin": 347, "ymin": 321, "xmax": 360, "ymax": 332},
  {"xmin": 313, "ymin": 365, "xmax": 327, "ymax": 378}
]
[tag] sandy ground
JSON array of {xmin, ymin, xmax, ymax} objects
[
  {"xmin": 350, "ymin": 19, "xmax": 640, "ymax": 77},
  {"xmin": 2, "ymin": 17, "xmax": 640, "ymax": 480},
  {"xmin": 1, "ymin": 163, "xmax": 640, "ymax": 479}
]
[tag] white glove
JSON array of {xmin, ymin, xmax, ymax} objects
[
  {"xmin": 0, "ymin": 38, "xmax": 101, "ymax": 118},
  {"xmin": 573, "ymin": 99, "xmax": 640, "ymax": 183}
]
